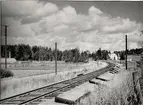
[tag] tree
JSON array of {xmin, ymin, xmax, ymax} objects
[
  {"xmin": 102, "ymin": 50, "xmax": 109, "ymax": 60},
  {"xmin": 15, "ymin": 44, "xmax": 24, "ymax": 60},
  {"xmin": 96, "ymin": 48, "xmax": 102, "ymax": 60},
  {"xmin": 32, "ymin": 46, "xmax": 39, "ymax": 54},
  {"xmin": 120, "ymin": 52, "xmax": 125, "ymax": 60},
  {"xmin": 15, "ymin": 44, "xmax": 32, "ymax": 61},
  {"xmin": 79, "ymin": 51, "xmax": 89, "ymax": 62}
]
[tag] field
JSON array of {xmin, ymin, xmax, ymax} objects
[
  {"xmin": 2, "ymin": 61, "xmax": 91, "ymax": 78},
  {"xmin": 127, "ymin": 55, "xmax": 141, "ymax": 61},
  {"xmin": 1, "ymin": 61, "xmax": 107, "ymax": 99},
  {"xmin": 1, "ymin": 55, "xmax": 141, "ymax": 78},
  {"xmin": 115, "ymin": 55, "xmax": 141, "ymax": 69}
]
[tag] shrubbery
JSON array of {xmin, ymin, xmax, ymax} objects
[{"xmin": 0, "ymin": 68, "xmax": 14, "ymax": 78}]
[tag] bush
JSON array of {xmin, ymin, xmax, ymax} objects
[
  {"xmin": 120, "ymin": 52, "xmax": 125, "ymax": 60},
  {"xmin": 0, "ymin": 68, "xmax": 14, "ymax": 78}
]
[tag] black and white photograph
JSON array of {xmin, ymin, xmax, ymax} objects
[{"xmin": 0, "ymin": 0, "xmax": 143, "ymax": 105}]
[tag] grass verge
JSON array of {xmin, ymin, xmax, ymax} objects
[
  {"xmin": 78, "ymin": 70, "xmax": 137, "ymax": 105},
  {"xmin": 0, "ymin": 61, "xmax": 106, "ymax": 99}
]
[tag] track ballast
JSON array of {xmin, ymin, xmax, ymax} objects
[{"xmin": 0, "ymin": 61, "xmax": 115, "ymax": 105}]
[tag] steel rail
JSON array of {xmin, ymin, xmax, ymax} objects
[{"xmin": 0, "ymin": 61, "xmax": 115, "ymax": 105}]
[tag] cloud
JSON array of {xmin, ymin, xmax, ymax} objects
[
  {"xmin": 2, "ymin": 1, "xmax": 59, "ymax": 24},
  {"xmin": 3, "ymin": 1, "xmax": 143, "ymax": 51},
  {"xmin": 54, "ymin": 24, "xmax": 69, "ymax": 32},
  {"xmin": 88, "ymin": 6, "xmax": 103, "ymax": 15},
  {"xmin": 21, "ymin": 2, "xmax": 59, "ymax": 24},
  {"xmin": 3, "ymin": 17, "xmax": 34, "ymax": 38},
  {"xmin": 2, "ymin": 1, "xmax": 40, "ymax": 18},
  {"xmin": 102, "ymin": 18, "xmax": 140, "ymax": 34}
]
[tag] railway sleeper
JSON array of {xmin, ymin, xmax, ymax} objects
[
  {"xmin": 0, "ymin": 62, "xmax": 115, "ymax": 105},
  {"xmin": 36, "ymin": 88, "xmax": 57, "ymax": 93},
  {"xmin": 95, "ymin": 77, "xmax": 108, "ymax": 81},
  {"xmin": 31, "ymin": 98, "xmax": 43, "ymax": 103},
  {"xmin": 52, "ymin": 84, "xmax": 68, "ymax": 88}
]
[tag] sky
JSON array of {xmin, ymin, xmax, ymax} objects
[{"xmin": 1, "ymin": 0, "xmax": 143, "ymax": 52}]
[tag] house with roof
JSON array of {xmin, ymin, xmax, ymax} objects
[{"xmin": 108, "ymin": 52, "xmax": 118, "ymax": 60}]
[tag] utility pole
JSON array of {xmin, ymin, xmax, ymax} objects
[
  {"xmin": 0, "ymin": 1, "xmax": 2, "ymax": 68},
  {"xmin": 3, "ymin": 25, "xmax": 9, "ymax": 70},
  {"xmin": 55, "ymin": 42, "xmax": 57, "ymax": 75},
  {"xmin": 125, "ymin": 35, "xmax": 127, "ymax": 70},
  {"xmin": 75, "ymin": 49, "xmax": 78, "ymax": 66}
]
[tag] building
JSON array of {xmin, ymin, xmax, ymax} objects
[
  {"xmin": 1, "ymin": 58, "xmax": 16, "ymax": 64},
  {"xmin": 109, "ymin": 52, "xmax": 118, "ymax": 60}
]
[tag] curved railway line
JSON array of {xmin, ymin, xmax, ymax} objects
[{"xmin": 0, "ymin": 61, "xmax": 115, "ymax": 105}]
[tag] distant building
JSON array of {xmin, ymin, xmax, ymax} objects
[
  {"xmin": 109, "ymin": 52, "xmax": 118, "ymax": 60},
  {"xmin": 1, "ymin": 58, "xmax": 17, "ymax": 64}
]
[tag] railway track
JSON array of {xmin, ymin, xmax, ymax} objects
[{"xmin": 0, "ymin": 61, "xmax": 115, "ymax": 105}]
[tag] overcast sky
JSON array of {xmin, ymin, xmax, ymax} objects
[{"xmin": 1, "ymin": 0, "xmax": 143, "ymax": 52}]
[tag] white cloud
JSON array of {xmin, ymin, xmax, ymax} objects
[
  {"xmin": 3, "ymin": 17, "xmax": 34, "ymax": 37},
  {"xmin": 88, "ymin": 6, "xmax": 103, "ymax": 15},
  {"xmin": 54, "ymin": 24, "xmax": 69, "ymax": 32},
  {"xmin": 21, "ymin": 2, "xmax": 59, "ymax": 24},
  {"xmin": 36, "ymin": 3, "xmax": 59, "ymax": 16},
  {"xmin": 2, "ymin": 1, "xmax": 59, "ymax": 24},
  {"xmin": 103, "ymin": 18, "xmax": 139, "ymax": 34},
  {"xmin": 62, "ymin": 6, "xmax": 77, "ymax": 23},
  {"xmin": 3, "ymin": 1, "xmax": 143, "ymax": 51}
]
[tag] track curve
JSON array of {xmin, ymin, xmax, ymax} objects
[{"xmin": 0, "ymin": 61, "xmax": 115, "ymax": 105}]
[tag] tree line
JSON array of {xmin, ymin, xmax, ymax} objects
[
  {"xmin": 1, "ymin": 44, "xmax": 111, "ymax": 62},
  {"xmin": 114, "ymin": 48, "xmax": 143, "ymax": 60},
  {"xmin": 1, "ymin": 44, "xmax": 142, "ymax": 62}
]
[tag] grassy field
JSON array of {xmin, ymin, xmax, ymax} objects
[
  {"xmin": 114, "ymin": 55, "xmax": 141, "ymax": 70},
  {"xmin": 128, "ymin": 55, "xmax": 141, "ymax": 61},
  {"xmin": 0, "ymin": 61, "xmax": 107, "ymax": 99},
  {"xmin": 2, "ymin": 61, "xmax": 91, "ymax": 78},
  {"xmin": 4, "ymin": 61, "xmax": 85, "ymax": 70}
]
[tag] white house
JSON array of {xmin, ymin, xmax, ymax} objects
[{"xmin": 109, "ymin": 52, "xmax": 118, "ymax": 60}]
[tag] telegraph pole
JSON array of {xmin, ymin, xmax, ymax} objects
[
  {"xmin": 3, "ymin": 25, "xmax": 9, "ymax": 70},
  {"xmin": 0, "ymin": 1, "xmax": 2, "ymax": 68},
  {"xmin": 75, "ymin": 49, "xmax": 78, "ymax": 66},
  {"xmin": 55, "ymin": 42, "xmax": 57, "ymax": 75},
  {"xmin": 125, "ymin": 35, "xmax": 127, "ymax": 70}
]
